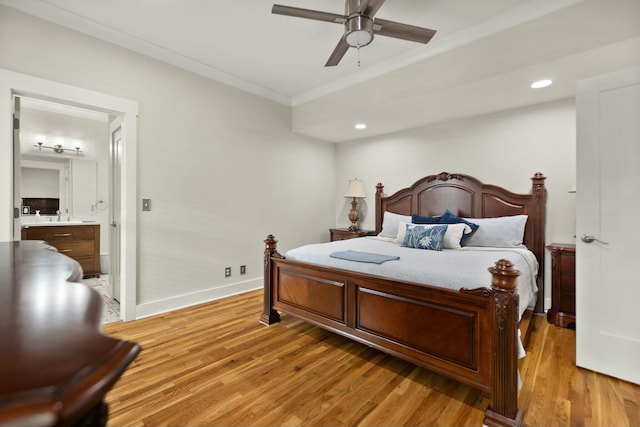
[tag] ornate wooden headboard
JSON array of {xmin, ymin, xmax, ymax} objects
[{"xmin": 375, "ymin": 172, "xmax": 547, "ymax": 311}]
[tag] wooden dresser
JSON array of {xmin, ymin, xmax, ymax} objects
[
  {"xmin": 21, "ymin": 223, "xmax": 100, "ymax": 277},
  {"xmin": 546, "ymin": 243, "xmax": 576, "ymax": 328},
  {"xmin": 0, "ymin": 240, "xmax": 139, "ymax": 427}
]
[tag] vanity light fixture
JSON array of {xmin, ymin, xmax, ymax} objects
[
  {"xmin": 344, "ymin": 178, "xmax": 366, "ymax": 230},
  {"xmin": 34, "ymin": 136, "xmax": 83, "ymax": 156},
  {"xmin": 530, "ymin": 79, "xmax": 552, "ymax": 89}
]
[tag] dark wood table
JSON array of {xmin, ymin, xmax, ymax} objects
[{"xmin": 0, "ymin": 240, "xmax": 140, "ymax": 427}]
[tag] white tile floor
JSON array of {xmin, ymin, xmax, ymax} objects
[{"xmin": 82, "ymin": 275, "xmax": 121, "ymax": 324}]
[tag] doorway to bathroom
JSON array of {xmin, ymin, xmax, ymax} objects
[
  {"xmin": 2, "ymin": 68, "xmax": 138, "ymax": 321},
  {"xmin": 15, "ymin": 95, "xmax": 120, "ymax": 322}
]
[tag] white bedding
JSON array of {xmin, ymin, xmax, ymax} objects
[{"xmin": 286, "ymin": 236, "xmax": 538, "ymax": 319}]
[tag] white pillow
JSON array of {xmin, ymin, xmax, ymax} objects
[
  {"xmin": 378, "ymin": 211, "xmax": 411, "ymax": 238},
  {"xmin": 441, "ymin": 223, "xmax": 470, "ymax": 249},
  {"xmin": 396, "ymin": 221, "xmax": 469, "ymax": 249},
  {"xmin": 462, "ymin": 215, "xmax": 528, "ymax": 247}
]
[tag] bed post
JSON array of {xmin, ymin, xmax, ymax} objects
[
  {"xmin": 260, "ymin": 234, "xmax": 281, "ymax": 326},
  {"xmin": 484, "ymin": 259, "xmax": 523, "ymax": 427},
  {"xmin": 530, "ymin": 172, "xmax": 547, "ymax": 313},
  {"xmin": 375, "ymin": 183, "xmax": 384, "ymax": 234}
]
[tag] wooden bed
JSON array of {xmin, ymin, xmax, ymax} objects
[{"xmin": 261, "ymin": 172, "xmax": 546, "ymax": 427}]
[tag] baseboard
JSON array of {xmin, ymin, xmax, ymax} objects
[{"xmin": 135, "ymin": 278, "xmax": 262, "ymax": 320}]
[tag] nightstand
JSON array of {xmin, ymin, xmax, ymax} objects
[
  {"xmin": 329, "ymin": 228, "xmax": 375, "ymax": 241},
  {"xmin": 546, "ymin": 243, "xmax": 576, "ymax": 328}
]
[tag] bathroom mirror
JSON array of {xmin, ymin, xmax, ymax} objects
[{"xmin": 21, "ymin": 157, "xmax": 97, "ymax": 218}]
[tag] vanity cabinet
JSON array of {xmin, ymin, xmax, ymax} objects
[{"xmin": 21, "ymin": 224, "xmax": 100, "ymax": 277}]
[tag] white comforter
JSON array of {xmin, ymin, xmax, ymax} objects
[{"xmin": 286, "ymin": 236, "xmax": 538, "ymax": 319}]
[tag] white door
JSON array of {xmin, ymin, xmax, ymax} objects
[
  {"xmin": 109, "ymin": 117, "xmax": 123, "ymax": 302},
  {"xmin": 576, "ymin": 67, "xmax": 640, "ymax": 385}
]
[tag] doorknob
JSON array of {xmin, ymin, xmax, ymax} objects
[
  {"xmin": 110, "ymin": 221, "xmax": 117, "ymax": 228},
  {"xmin": 581, "ymin": 234, "xmax": 609, "ymax": 244}
]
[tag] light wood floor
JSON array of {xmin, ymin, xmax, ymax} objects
[{"xmin": 104, "ymin": 290, "xmax": 639, "ymax": 427}]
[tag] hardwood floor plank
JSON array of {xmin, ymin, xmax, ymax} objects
[{"xmin": 103, "ymin": 290, "xmax": 640, "ymax": 427}]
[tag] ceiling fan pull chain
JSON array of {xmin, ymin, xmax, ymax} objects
[{"xmin": 357, "ymin": 45, "xmax": 361, "ymax": 67}]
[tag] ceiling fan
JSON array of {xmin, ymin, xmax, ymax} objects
[{"xmin": 272, "ymin": 0, "xmax": 436, "ymax": 66}]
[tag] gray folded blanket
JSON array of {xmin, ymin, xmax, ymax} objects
[{"xmin": 329, "ymin": 250, "xmax": 400, "ymax": 264}]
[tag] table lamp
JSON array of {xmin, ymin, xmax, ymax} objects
[{"xmin": 344, "ymin": 178, "xmax": 366, "ymax": 230}]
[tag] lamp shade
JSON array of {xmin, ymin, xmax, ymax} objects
[{"xmin": 344, "ymin": 179, "xmax": 366, "ymax": 198}]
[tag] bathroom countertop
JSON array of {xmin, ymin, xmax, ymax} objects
[{"xmin": 21, "ymin": 221, "xmax": 98, "ymax": 227}]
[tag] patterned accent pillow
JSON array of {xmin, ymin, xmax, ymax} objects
[
  {"xmin": 396, "ymin": 221, "xmax": 469, "ymax": 249},
  {"xmin": 402, "ymin": 224, "xmax": 448, "ymax": 251}
]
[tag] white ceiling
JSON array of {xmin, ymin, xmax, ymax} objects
[{"xmin": 3, "ymin": 0, "xmax": 640, "ymax": 142}]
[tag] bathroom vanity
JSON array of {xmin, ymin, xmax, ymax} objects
[{"xmin": 21, "ymin": 222, "xmax": 100, "ymax": 277}]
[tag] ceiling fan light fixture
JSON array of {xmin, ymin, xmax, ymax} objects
[{"xmin": 345, "ymin": 15, "xmax": 373, "ymax": 47}]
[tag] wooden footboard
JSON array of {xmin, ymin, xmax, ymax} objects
[{"xmin": 261, "ymin": 235, "xmax": 523, "ymax": 427}]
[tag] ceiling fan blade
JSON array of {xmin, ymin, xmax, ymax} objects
[
  {"xmin": 272, "ymin": 4, "xmax": 346, "ymax": 24},
  {"xmin": 361, "ymin": 0, "xmax": 386, "ymax": 17},
  {"xmin": 325, "ymin": 38, "xmax": 350, "ymax": 67},
  {"xmin": 374, "ymin": 18, "xmax": 436, "ymax": 44}
]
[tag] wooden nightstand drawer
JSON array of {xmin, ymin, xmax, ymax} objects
[
  {"xmin": 546, "ymin": 243, "xmax": 576, "ymax": 328},
  {"xmin": 329, "ymin": 228, "xmax": 375, "ymax": 242},
  {"xmin": 557, "ymin": 254, "xmax": 575, "ymax": 275},
  {"xmin": 559, "ymin": 292, "xmax": 576, "ymax": 314}
]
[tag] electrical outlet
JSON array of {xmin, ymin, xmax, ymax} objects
[
  {"xmin": 240, "ymin": 265, "xmax": 246, "ymax": 275},
  {"xmin": 142, "ymin": 198, "xmax": 152, "ymax": 211},
  {"xmin": 225, "ymin": 267, "xmax": 231, "ymax": 277}
]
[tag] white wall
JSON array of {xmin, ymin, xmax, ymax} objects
[
  {"xmin": 0, "ymin": 4, "xmax": 576, "ymax": 315},
  {"xmin": 0, "ymin": 5, "xmax": 336, "ymax": 316},
  {"xmin": 335, "ymin": 99, "xmax": 577, "ymax": 310}
]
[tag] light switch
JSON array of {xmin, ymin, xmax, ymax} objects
[{"xmin": 142, "ymin": 198, "xmax": 151, "ymax": 211}]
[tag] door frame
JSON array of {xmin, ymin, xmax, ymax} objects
[
  {"xmin": 109, "ymin": 117, "xmax": 123, "ymax": 302},
  {"xmin": 0, "ymin": 68, "xmax": 138, "ymax": 321}
]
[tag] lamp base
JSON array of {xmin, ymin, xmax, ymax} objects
[{"xmin": 348, "ymin": 198, "xmax": 360, "ymax": 231}]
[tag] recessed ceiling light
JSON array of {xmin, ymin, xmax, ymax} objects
[
  {"xmin": 531, "ymin": 79, "xmax": 552, "ymax": 89},
  {"xmin": 355, "ymin": 123, "xmax": 367, "ymax": 130}
]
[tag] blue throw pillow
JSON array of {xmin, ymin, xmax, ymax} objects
[
  {"xmin": 411, "ymin": 213, "xmax": 441, "ymax": 224},
  {"xmin": 439, "ymin": 210, "xmax": 479, "ymax": 244},
  {"xmin": 402, "ymin": 224, "xmax": 448, "ymax": 251}
]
